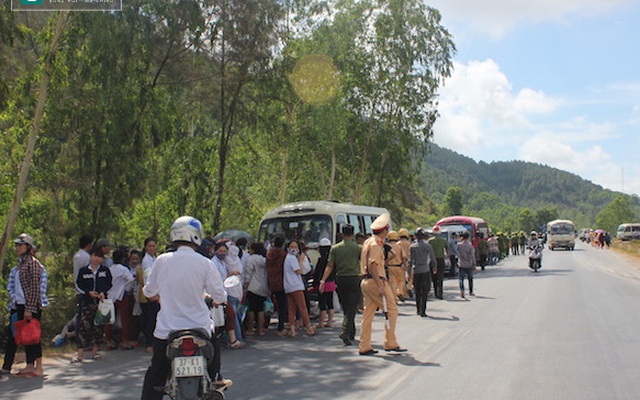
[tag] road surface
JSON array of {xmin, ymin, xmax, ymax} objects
[{"xmin": 3, "ymin": 241, "xmax": 640, "ymax": 399}]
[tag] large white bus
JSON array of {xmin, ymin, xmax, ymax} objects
[
  {"xmin": 257, "ymin": 201, "xmax": 390, "ymax": 262},
  {"xmin": 546, "ymin": 219, "xmax": 576, "ymax": 250}
]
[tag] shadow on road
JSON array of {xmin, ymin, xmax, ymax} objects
[{"xmin": 380, "ymin": 353, "xmax": 442, "ymax": 368}]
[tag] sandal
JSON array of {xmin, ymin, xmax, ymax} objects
[
  {"xmin": 90, "ymin": 354, "xmax": 103, "ymax": 360},
  {"xmin": 228, "ymin": 340, "xmax": 245, "ymax": 349},
  {"xmin": 17, "ymin": 371, "xmax": 40, "ymax": 378},
  {"xmin": 305, "ymin": 327, "xmax": 316, "ymax": 336},
  {"xmin": 70, "ymin": 357, "xmax": 83, "ymax": 364}
]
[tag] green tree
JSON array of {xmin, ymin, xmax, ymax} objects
[
  {"xmin": 595, "ymin": 195, "xmax": 636, "ymax": 234},
  {"xmin": 518, "ymin": 208, "xmax": 535, "ymax": 233},
  {"xmin": 443, "ymin": 187, "xmax": 463, "ymax": 216},
  {"xmin": 316, "ymin": 0, "xmax": 455, "ymax": 205},
  {"xmin": 534, "ymin": 207, "xmax": 559, "ymax": 231}
]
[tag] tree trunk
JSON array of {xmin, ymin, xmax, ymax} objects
[
  {"xmin": 327, "ymin": 145, "xmax": 335, "ymax": 200},
  {"xmin": 0, "ymin": 11, "xmax": 69, "ymax": 271},
  {"xmin": 353, "ymin": 107, "xmax": 377, "ymax": 204}
]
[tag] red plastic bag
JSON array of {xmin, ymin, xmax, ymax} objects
[{"xmin": 14, "ymin": 318, "xmax": 41, "ymax": 346}]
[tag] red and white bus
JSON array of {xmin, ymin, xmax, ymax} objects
[{"xmin": 435, "ymin": 215, "xmax": 490, "ymax": 250}]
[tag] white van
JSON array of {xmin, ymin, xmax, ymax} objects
[{"xmin": 616, "ymin": 223, "xmax": 640, "ymax": 241}]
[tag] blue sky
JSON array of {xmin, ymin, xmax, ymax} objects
[{"xmin": 428, "ymin": 0, "xmax": 640, "ymax": 195}]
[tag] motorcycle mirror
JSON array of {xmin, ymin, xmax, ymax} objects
[{"xmin": 223, "ymin": 275, "xmax": 240, "ymax": 288}]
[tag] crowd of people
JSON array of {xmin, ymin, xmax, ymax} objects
[{"xmin": 2, "ymin": 214, "xmax": 553, "ymax": 389}]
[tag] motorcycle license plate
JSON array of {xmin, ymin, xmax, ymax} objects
[{"xmin": 173, "ymin": 356, "xmax": 205, "ymax": 378}]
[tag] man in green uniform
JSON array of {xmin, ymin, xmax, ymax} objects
[
  {"xmin": 319, "ymin": 224, "xmax": 362, "ymax": 346},
  {"xmin": 428, "ymin": 226, "xmax": 449, "ymax": 299}
]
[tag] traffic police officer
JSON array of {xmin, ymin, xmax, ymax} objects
[
  {"xmin": 385, "ymin": 231, "xmax": 406, "ymax": 304},
  {"xmin": 358, "ymin": 213, "xmax": 406, "ymax": 355}
]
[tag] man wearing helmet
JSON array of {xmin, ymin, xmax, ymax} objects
[
  {"xmin": 528, "ymin": 231, "xmax": 542, "ymax": 269},
  {"xmin": 409, "ymin": 228, "xmax": 436, "ymax": 317},
  {"xmin": 141, "ymin": 216, "xmax": 231, "ymax": 400}
]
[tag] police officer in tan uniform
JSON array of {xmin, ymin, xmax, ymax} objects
[
  {"xmin": 359, "ymin": 214, "xmax": 407, "ymax": 356},
  {"xmin": 397, "ymin": 228, "xmax": 411, "ymax": 300},
  {"xmin": 385, "ymin": 231, "xmax": 406, "ymax": 304}
]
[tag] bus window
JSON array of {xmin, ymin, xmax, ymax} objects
[
  {"xmin": 347, "ymin": 214, "xmax": 363, "ymax": 234},
  {"xmin": 259, "ymin": 215, "xmax": 332, "ymax": 245},
  {"xmin": 363, "ymin": 215, "xmax": 375, "ymax": 235}
]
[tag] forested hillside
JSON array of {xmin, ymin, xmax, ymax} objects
[
  {"xmin": 420, "ymin": 144, "xmax": 640, "ymax": 232},
  {"xmin": 0, "ymin": 1, "xmax": 455, "ymax": 260}
]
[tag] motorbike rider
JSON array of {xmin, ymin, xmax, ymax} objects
[
  {"xmin": 528, "ymin": 231, "xmax": 542, "ymax": 269},
  {"xmin": 141, "ymin": 216, "xmax": 231, "ymax": 400}
]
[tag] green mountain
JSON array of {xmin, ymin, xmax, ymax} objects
[{"xmin": 420, "ymin": 143, "xmax": 637, "ymax": 230}]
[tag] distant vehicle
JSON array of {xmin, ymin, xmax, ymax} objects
[
  {"xmin": 257, "ymin": 200, "xmax": 389, "ymax": 264},
  {"xmin": 546, "ymin": 219, "xmax": 576, "ymax": 250},
  {"xmin": 212, "ymin": 230, "xmax": 254, "ymax": 244},
  {"xmin": 435, "ymin": 216, "xmax": 489, "ymax": 251},
  {"xmin": 616, "ymin": 223, "xmax": 640, "ymax": 241},
  {"xmin": 578, "ymin": 228, "xmax": 591, "ymax": 242}
]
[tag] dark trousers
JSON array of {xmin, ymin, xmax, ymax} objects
[
  {"xmin": 273, "ymin": 291, "xmax": 288, "ymax": 332},
  {"xmin": 15, "ymin": 305, "xmax": 42, "ymax": 364},
  {"xmin": 448, "ymin": 255, "xmax": 458, "ymax": 278},
  {"xmin": 432, "ymin": 258, "xmax": 445, "ymax": 299},
  {"xmin": 2, "ymin": 310, "xmax": 17, "ymax": 371},
  {"xmin": 459, "ymin": 267, "xmax": 474, "ymax": 294},
  {"xmin": 141, "ymin": 300, "xmax": 160, "ymax": 347},
  {"xmin": 335, "ymin": 276, "xmax": 362, "ymax": 340},
  {"xmin": 141, "ymin": 332, "xmax": 222, "ymax": 400},
  {"xmin": 413, "ymin": 272, "xmax": 431, "ymax": 315}
]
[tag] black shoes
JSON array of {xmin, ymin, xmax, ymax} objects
[
  {"xmin": 384, "ymin": 347, "xmax": 407, "ymax": 352},
  {"xmin": 419, "ymin": 313, "xmax": 428, "ymax": 318},
  {"xmin": 339, "ymin": 333, "xmax": 352, "ymax": 346},
  {"xmin": 359, "ymin": 349, "xmax": 378, "ymax": 356}
]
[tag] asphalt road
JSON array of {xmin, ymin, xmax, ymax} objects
[{"xmin": 3, "ymin": 241, "xmax": 640, "ymax": 400}]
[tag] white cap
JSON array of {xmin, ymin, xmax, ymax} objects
[
  {"xmin": 319, "ymin": 238, "xmax": 332, "ymax": 247},
  {"xmin": 371, "ymin": 213, "xmax": 391, "ymax": 233}
]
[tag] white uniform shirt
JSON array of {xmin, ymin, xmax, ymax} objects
[
  {"xmin": 225, "ymin": 245, "xmax": 244, "ymax": 300},
  {"xmin": 108, "ymin": 263, "xmax": 135, "ymax": 301},
  {"xmin": 143, "ymin": 246, "xmax": 227, "ymax": 340},
  {"xmin": 283, "ymin": 253, "xmax": 305, "ymax": 294},
  {"xmin": 141, "ymin": 253, "xmax": 156, "ymax": 285}
]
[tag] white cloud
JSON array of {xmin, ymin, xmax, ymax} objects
[
  {"xmin": 432, "ymin": 58, "xmax": 638, "ymax": 194},
  {"xmin": 428, "ymin": 0, "xmax": 632, "ymax": 39},
  {"xmin": 433, "ymin": 59, "xmax": 559, "ymax": 152},
  {"xmin": 519, "ymin": 138, "xmax": 610, "ymax": 171}
]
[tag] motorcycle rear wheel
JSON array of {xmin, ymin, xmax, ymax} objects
[{"xmin": 206, "ymin": 391, "xmax": 225, "ymax": 400}]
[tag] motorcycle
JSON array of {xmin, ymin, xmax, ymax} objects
[
  {"xmin": 165, "ymin": 328, "xmax": 228, "ymax": 400},
  {"xmin": 528, "ymin": 244, "xmax": 543, "ymax": 272},
  {"xmin": 163, "ymin": 275, "xmax": 239, "ymax": 400}
]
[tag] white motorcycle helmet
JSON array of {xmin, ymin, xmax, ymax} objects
[{"xmin": 170, "ymin": 216, "xmax": 203, "ymax": 246}]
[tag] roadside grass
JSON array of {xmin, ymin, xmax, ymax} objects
[{"xmin": 610, "ymin": 239, "xmax": 640, "ymax": 262}]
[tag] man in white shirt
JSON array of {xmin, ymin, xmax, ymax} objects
[
  {"xmin": 141, "ymin": 216, "xmax": 231, "ymax": 400},
  {"xmin": 72, "ymin": 235, "xmax": 93, "ymax": 288}
]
